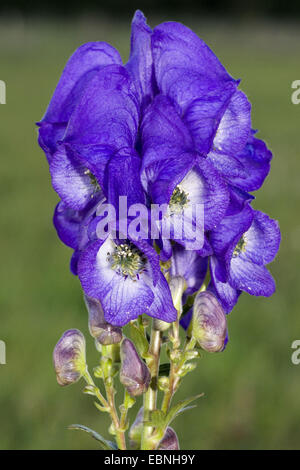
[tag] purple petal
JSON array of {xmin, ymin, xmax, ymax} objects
[
  {"xmin": 78, "ymin": 238, "xmax": 155, "ymax": 326},
  {"xmin": 239, "ymin": 210, "xmax": 281, "ymax": 266},
  {"xmin": 209, "ymin": 258, "xmax": 240, "ymax": 314},
  {"xmin": 229, "ymin": 258, "xmax": 276, "ymax": 297},
  {"xmin": 170, "ymin": 244, "xmax": 208, "ymax": 296},
  {"xmin": 50, "ymin": 145, "xmax": 100, "ymax": 211},
  {"xmin": 212, "ymin": 90, "xmax": 251, "ymax": 156},
  {"xmin": 38, "ymin": 42, "xmax": 122, "ymax": 158},
  {"xmin": 152, "ymin": 21, "xmax": 237, "ymax": 112},
  {"xmin": 53, "ymin": 201, "xmax": 82, "ymax": 249},
  {"xmin": 229, "ymin": 134, "xmax": 272, "ymax": 192},
  {"xmin": 143, "ymin": 271, "xmax": 177, "ymax": 323},
  {"xmin": 126, "ymin": 10, "xmax": 155, "ymax": 109},
  {"xmin": 64, "ymin": 64, "xmax": 139, "ymax": 151},
  {"xmin": 209, "ymin": 202, "xmax": 254, "ymax": 281}
]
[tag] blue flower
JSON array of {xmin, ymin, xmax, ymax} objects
[
  {"xmin": 37, "ymin": 10, "xmax": 280, "ymax": 327},
  {"xmin": 209, "ymin": 206, "xmax": 281, "ymax": 313},
  {"xmin": 77, "ymin": 235, "xmax": 176, "ymax": 326}
]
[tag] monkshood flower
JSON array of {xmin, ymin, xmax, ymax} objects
[
  {"xmin": 141, "ymin": 94, "xmax": 229, "ymax": 254},
  {"xmin": 209, "ymin": 205, "xmax": 281, "ymax": 313},
  {"xmin": 85, "ymin": 295, "xmax": 122, "ymax": 346},
  {"xmin": 53, "ymin": 329, "xmax": 86, "ymax": 386},
  {"xmin": 120, "ymin": 339, "xmax": 151, "ymax": 397},
  {"xmin": 190, "ymin": 291, "xmax": 228, "ymax": 353},
  {"xmin": 78, "ymin": 232, "xmax": 177, "ymax": 326}
]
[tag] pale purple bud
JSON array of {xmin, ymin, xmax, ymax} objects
[
  {"xmin": 192, "ymin": 291, "xmax": 227, "ymax": 352},
  {"xmin": 129, "ymin": 406, "xmax": 144, "ymax": 449},
  {"xmin": 120, "ymin": 339, "xmax": 151, "ymax": 397},
  {"xmin": 53, "ymin": 329, "xmax": 86, "ymax": 386},
  {"xmin": 85, "ymin": 295, "xmax": 122, "ymax": 345},
  {"xmin": 158, "ymin": 427, "xmax": 180, "ymax": 450}
]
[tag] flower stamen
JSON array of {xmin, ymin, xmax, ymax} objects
[{"xmin": 107, "ymin": 242, "xmax": 146, "ymax": 280}]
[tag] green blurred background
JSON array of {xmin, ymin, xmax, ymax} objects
[{"xmin": 0, "ymin": 8, "xmax": 299, "ymax": 449}]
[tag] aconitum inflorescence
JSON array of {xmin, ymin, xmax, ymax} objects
[{"xmin": 38, "ymin": 10, "xmax": 280, "ymax": 450}]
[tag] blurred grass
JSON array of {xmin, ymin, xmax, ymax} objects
[{"xmin": 0, "ymin": 13, "xmax": 299, "ymax": 449}]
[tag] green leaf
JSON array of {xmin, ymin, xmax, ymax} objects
[
  {"xmin": 129, "ymin": 322, "xmax": 149, "ymax": 357},
  {"xmin": 166, "ymin": 394, "xmax": 204, "ymax": 427},
  {"xmin": 159, "ymin": 363, "xmax": 171, "ymax": 377},
  {"xmin": 68, "ymin": 424, "xmax": 118, "ymax": 450},
  {"xmin": 144, "ymin": 409, "xmax": 166, "ymax": 429}
]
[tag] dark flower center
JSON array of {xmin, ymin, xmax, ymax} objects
[
  {"xmin": 169, "ymin": 186, "xmax": 189, "ymax": 213},
  {"xmin": 233, "ymin": 235, "xmax": 247, "ymax": 257},
  {"xmin": 107, "ymin": 242, "xmax": 147, "ymax": 280}
]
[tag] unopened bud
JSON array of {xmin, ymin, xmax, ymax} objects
[
  {"xmin": 120, "ymin": 339, "xmax": 151, "ymax": 397},
  {"xmin": 158, "ymin": 427, "xmax": 180, "ymax": 450},
  {"xmin": 169, "ymin": 276, "xmax": 186, "ymax": 316},
  {"xmin": 85, "ymin": 295, "xmax": 122, "ymax": 345},
  {"xmin": 192, "ymin": 291, "xmax": 227, "ymax": 352},
  {"xmin": 129, "ymin": 406, "xmax": 144, "ymax": 449},
  {"xmin": 53, "ymin": 329, "xmax": 86, "ymax": 386}
]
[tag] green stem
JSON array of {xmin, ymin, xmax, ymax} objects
[
  {"xmin": 141, "ymin": 327, "xmax": 162, "ymax": 450},
  {"xmin": 101, "ymin": 345, "xmax": 127, "ymax": 450},
  {"xmin": 161, "ymin": 336, "xmax": 197, "ymax": 415}
]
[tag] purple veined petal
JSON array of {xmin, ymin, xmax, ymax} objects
[
  {"xmin": 170, "ymin": 243, "xmax": 208, "ymax": 296},
  {"xmin": 53, "ymin": 192, "xmax": 104, "ymax": 250},
  {"xmin": 207, "ymin": 149, "xmax": 248, "ymax": 180},
  {"xmin": 229, "ymin": 257, "xmax": 276, "ymax": 297},
  {"xmin": 229, "ymin": 134, "xmax": 272, "ymax": 192},
  {"xmin": 209, "ymin": 257, "xmax": 241, "ymax": 314},
  {"xmin": 70, "ymin": 249, "xmax": 80, "ymax": 276},
  {"xmin": 152, "ymin": 21, "xmax": 238, "ymax": 113},
  {"xmin": 50, "ymin": 145, "xmax": 102, "ymax": 211},
  {"xmin": 238, "ymin": 210, "xmax": 281, "ymax": 266},
  {"xmin": 212, "ymin": 90, "xmax": 251, "ymax": 156},
  {"xmin": 67, "ymin": 143, "xmax": 116, "ymax": 191},
  {"xmin": 180, "ymin": 156, "xmax": 229, "ymax": 231},
  {"xmin": 142, "ymin": 270, "xmax": 177, "ymax": 323},
  {"xmin": 209, "ymin": 202, "xmax": 254, "ymax": 281},
  {"xmin": 78, "ymin": 238, "xmax": 155, "ymax": 326},
  {"xmin": 126, "ymin": 10, "xmax": 155, "ymax": 109},
  {"xmin": 226, "ymin": 186, "xmax": 254, "ymax": 216},
  {"xmin": 38, "ymin": 122, "xmax": 66, "ymax": 163},
  {"xmin": 63, "ymin": 64, "xmax": 139, "ymax": 151},
  {"xmin": 53, "ymin": 201, "xmax": 83, "ymax": 250},
  {"xmin": 196, "ymin": 235, "xmax": 213, "ymax": 257},
  {"xmin": 141, "ymin": 94, "xmax": 194, "ymax": 161},
  {"xmin": 107, "ymin": 152, "xmax": 146, "ymax": 213},
  {"xmin": 183, "ymin": 81, "xmax": 237, "ymax": 155},
  {"xmin": 37, "ymin": 42, "xmax": 122, "ymax": 158},
  {"xmin": 40, "ymin": 42, "xmax": 123, "ymax": 124},
  {"xmin": 145, "ymin": 151, "xmax": 196, "ymax": 206},
  {"xmin": 210, "ymin": 203, "xmax": 254, "ymax": 259}
]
